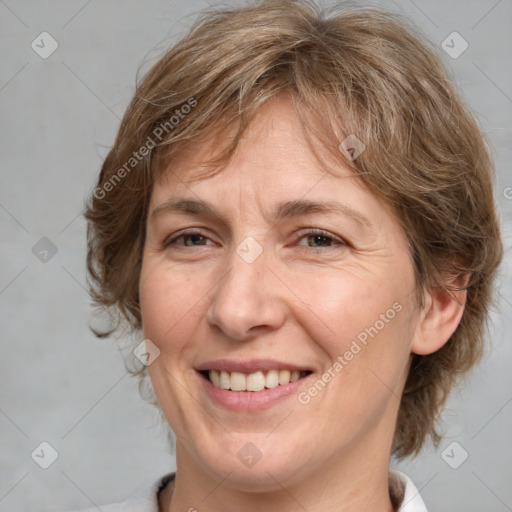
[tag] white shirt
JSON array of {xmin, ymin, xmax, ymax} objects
[{"xmin": 66, "ymin": 470, "xmax": 427, "ymax": 511}]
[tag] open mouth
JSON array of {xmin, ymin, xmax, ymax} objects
[{"xmin": 200, "ymin": 369, "xmax": 312, "ymax": 392}]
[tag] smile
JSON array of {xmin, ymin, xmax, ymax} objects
[
  {"xmin": 205, "ymin": 369, "xmax": 311, "ymax": 392},
  {"xmin": 195, "ymin": 359, "xmax": 314, "ymax": 410}
]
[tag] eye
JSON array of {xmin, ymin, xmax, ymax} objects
[
  {"xmin": 296, "ymin": 229, "xmax": 346, "ymax": 249},
  {"xmin": 163, "ymin": 228, "xmax": 346, "ymax": 250},
  {"xmin": 164, "ymin": 230, "xmax": 213, "ymax": 248}
]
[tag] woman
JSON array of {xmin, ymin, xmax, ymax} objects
[{"xmin": 81, "ymin": 1, "xmax": 503, "ymax": 510}]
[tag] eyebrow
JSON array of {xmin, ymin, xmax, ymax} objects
[{"xmin": 149, "ymin": 198, "xmax": 372, "ymax": 228}]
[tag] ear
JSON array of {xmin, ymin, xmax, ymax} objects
[{"xmin": 411, "ymin": 274, "xmax": 470, "ymax": 356}]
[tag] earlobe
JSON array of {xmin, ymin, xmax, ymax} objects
[{"xmin": 411, "ymin": 275, "xmax": 469, "ymax": 356}]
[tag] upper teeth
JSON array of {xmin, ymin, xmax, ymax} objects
[{"xmin": 209, "ymin": 369, "xmax": 302, "ymax": 391}]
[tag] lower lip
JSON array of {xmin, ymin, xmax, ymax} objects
[{"xmin": 199, "ymin": 372, "xmax": 311, "ymax": 412}]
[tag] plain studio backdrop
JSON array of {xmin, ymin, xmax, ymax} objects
[{"xmin": 0, "ymin": 1, "xmax": 511, "ymax": 511}]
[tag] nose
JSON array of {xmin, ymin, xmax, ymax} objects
[{"xmin": 205, "ymin": 243, "xmax": 287, "ymax": 341}]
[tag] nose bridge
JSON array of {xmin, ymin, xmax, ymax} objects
[{"xmin": 206, "ymin": 238, "xmax": 285, "ymax": 340}]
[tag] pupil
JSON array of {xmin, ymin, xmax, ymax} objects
[
  {"xmin": 312, "ymin": 235, "xmax": 328, "ymax": 247},
  {"xmin": 187, "ymin": 234, "xmax": 203, "ymax": 246}
]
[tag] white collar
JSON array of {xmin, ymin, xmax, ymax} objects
[{"xmin": 390, "ymin": 470, "xmax": 429, "ymax": 512}]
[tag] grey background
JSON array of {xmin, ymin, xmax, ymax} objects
[{"xmin": 0, "ymin": 0, "xmax": 511, "ymax": 511}]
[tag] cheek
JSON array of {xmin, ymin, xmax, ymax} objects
[
  {"xmin": 291, "ymin": 267, "xmax": 408, "ymax": 355},
  {"xmin": 140, "ymin": 265, "xmax": 205, "ymax": 433},
  {"xmin": 291, "ymin": 266, "xmax": 413, "ymax": 415},
  {"xmin": 139, "ymin": 263, "xmax": 202, "ymax": 352}
]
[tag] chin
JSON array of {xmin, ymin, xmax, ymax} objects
[{"xmin": 192, "ymin": 433, "xmax": 316, "ymax": 492}]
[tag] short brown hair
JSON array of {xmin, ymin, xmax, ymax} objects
[{"xmin": 85, "ymin": 0, "xmax": 503, "ymax": 458}]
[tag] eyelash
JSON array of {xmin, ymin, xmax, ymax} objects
[{"xmin": 164, "ymin": 229, "xmax": 346, "ymax": 250}]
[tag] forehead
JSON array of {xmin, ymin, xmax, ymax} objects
[{"xmin": 154, "ymin": 94, "xmax": 359, "ymax": 193}]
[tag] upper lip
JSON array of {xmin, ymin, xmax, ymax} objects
[{"xmin": 195, "ymin": 359, "xmax": 313, "ymax": 374}]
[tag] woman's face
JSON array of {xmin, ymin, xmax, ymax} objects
[{"xmin": 140, "ymin": 96, "xmax": 422, "ymax": 489}]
